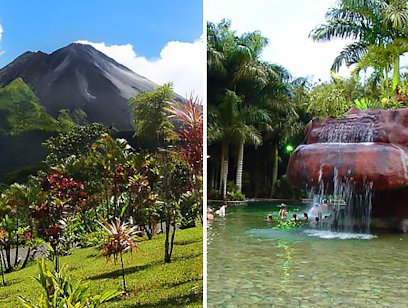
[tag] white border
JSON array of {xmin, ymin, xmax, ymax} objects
[{"xmin": 202, "ymin": 0, "xmax": 208, "ymax": 305}]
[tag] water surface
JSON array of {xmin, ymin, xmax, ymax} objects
[{"xmin": 207, "ymin": 202, "xmax": 408, "ymax": 306}]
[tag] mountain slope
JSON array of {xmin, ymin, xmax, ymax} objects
[
  {"xmin": 0, "ymin": 78, "xmax": 59, "ymax": 135},
  {"xmin": 0, "ymin": 43, "xmax": 159, "ymax": 130}
]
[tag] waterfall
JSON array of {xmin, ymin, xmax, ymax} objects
[
  {"xmin": 307, "ymin": 167, "xmax": 373, "ymax": 233},
  {"xmin": 318, "ymin": 116, "xmax": 375, "ymax": 143}
]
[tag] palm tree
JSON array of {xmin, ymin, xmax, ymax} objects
[
  {"xmin": 255, "ymin": 64, "xmax": 305, "ymax": 197},
  {"xmin": 208, "ymin": 20, "xmax": 272, "ymax": 196},
  {"xmin": 310, "ymin": 0, "xmax": 408, "ymax": 89},
  {"xmin": 207, "ymin": 90, "xmax": 238, "ymax": 198}
]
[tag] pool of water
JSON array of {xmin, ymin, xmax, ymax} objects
[{"xmin": 207, "ymin": 202, "xmax": 408, "ymax": 306}]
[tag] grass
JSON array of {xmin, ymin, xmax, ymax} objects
[{"xmin": 0, "ymin": 227, "xmax": 203, "ymax": 307}]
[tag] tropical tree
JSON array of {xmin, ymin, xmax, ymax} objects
[
  {"xmin": 129, "ymin": 84, "xmax": 174, "ymax": 146},
  {"xmin": 32, "ymin": 172, "xmax": 87, "ymax": 272},
  {"xmin": 207, "ymin": 20, "xmax": 273, "ymax": 196},
  {"xmin": 156, "ymin": 153, "xmax": 192, "ymax": 263},
  {"xmin": 0, "ymin": 183, "xmax": 44, "ymax": 272},
  {"xmin": 310, "ymin": 0, "xmax": 408, "ymax": 89},
  {"xmin": 43, "ymin": 123, "xmax": 107, "ymax": 166},
  {"xmin": 166, "ymin": 95, "xmax": 203, "ymax": 223},
  {"xmin": 306, "ymin": 74, "xmax": 357, "ymax": 118},
  {"xmin": 208, "ymin": 20, "xmax": 308, "ymax": 198}
]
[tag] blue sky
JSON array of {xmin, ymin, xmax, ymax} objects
[
  {"xmin": 0, "ymin": 1, "xmax": 204, "ymax": 96},
  {"xmin": 0, "ymin": 0, "xmax": 202, "ymax": 66}
]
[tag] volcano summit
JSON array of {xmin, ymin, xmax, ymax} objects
[{"xmin": 0, "ymin": 43, "xmax": 159, "ymax": 130}]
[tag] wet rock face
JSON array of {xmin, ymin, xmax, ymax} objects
[
  {"xmin": 287, "ymin": 108, "xmax": 408, "ymax": 192},
  {"xmin": 306, "ymin": 107, "xmax": 408, "ymax": 146},
  {"xmin": 287, "ymin": 143, "xmax": 408, "ymax": 191}
]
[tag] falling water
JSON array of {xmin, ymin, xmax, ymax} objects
[
  {"xmin": 307, "ymin": 167, "xmax": 373, "ymax": 234},
  {"xmin": 318, "ymin": 116, "xmax": 375, "ymax": 143}
]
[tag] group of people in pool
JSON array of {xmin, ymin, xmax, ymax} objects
[{"xmin": 265, "ymin": 202, "xmax": 330, "ymax": 226}]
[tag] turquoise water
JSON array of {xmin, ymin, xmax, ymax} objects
[{"xmin": 207, "ymin": 202, "xmax": 408, "ymax": 306}]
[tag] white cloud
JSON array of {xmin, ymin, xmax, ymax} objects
[
  {"xmin": 206, "ymin": 0, "xmax": 354, "ymax": 82},
  {"xmin": 76, "ymin": 38, "xmax": 204, "ymax": 98}
]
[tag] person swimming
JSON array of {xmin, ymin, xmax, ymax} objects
[
  {"xmin": 279, "ymin": 203, "xmax": 288, "ymax": 219},
  {"xmin": 216, "ymin": 203, "xmax": 227, "ymax": 217},
  {"xmin": 207, "ymin": 208, "xmax": 214, "ymax": 221},
  {"xmin": 291, "ymin": 213, "xmax": 298, "ymax": 221},
  {"xmin": 266, "ymin": 214, "xmax": 273, "ymax": 222}
]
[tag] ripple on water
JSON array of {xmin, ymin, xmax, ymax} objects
[{"xmin": 303, "ymin": 229, "xmax": 378, "ymax": 240}]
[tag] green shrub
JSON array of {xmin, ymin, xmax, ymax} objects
[
  {"xmin": 207, "ymin": 188, "xmax": 221, "ymax": 200},
  {"xmin": 78, "ymin": 230, "xmax": 104, "ymax": 248},
  {"xmin": 226, "ymin": 181, "xmax": 245, "ymax": 201},
  {"xmin": 19, "ymin": 259, "xmax": 122, "ymax": 308}
]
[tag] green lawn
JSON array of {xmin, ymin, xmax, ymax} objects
[{"xmin": 0, "ymin": 227, "xmax": 203, "ymax": 307}]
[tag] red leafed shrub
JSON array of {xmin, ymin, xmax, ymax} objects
[
  {"xmin": 166, "ymin": 96, "xmax": 203, "ymax": 176},
  {"xmin": 41, "ymin": 172, "xmax": 87, "ymax": 211},
  {"xmin": 33, "ymin": 172, "xmax": 88, "ymax": 271}
]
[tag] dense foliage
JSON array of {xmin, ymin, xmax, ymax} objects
[
  {"xmin": 208, "ymin": 6, "xmax": 408, "ymax": 199},
  {"xmin": 207, "ymin": 20, "xmax": 306, "ymax": 199},
  {"xmin": 0, "ymin": 82, "xmax": 203, "ymax": 304}
]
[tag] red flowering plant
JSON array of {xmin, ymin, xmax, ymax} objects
[
  {"xmin": 166, "ymin": 95, "xmax": 203, "ymax": 178},
  {"xmin": 32, "ymin": 172, "xmax": 87, "ymax": 271},
  {"xmin": 165, "ymin": 96, "xmax": 203, "ymax": 225},
  {"xmin": 99, "ymin": 218, "xmax": 140, "ymax": 292}
]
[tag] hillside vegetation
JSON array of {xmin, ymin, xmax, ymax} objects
[{"xmin": 0, "ymin": 78, "xmax": 59, "ymax": 135}]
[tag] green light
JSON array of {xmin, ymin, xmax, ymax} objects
[{"xmin": 285, "ymin": 144, "xmax": 294, "ymax": 153}]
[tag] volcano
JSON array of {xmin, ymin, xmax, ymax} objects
[{"xmin": 0, "ymin": 43, "xmax": 159, "ymax": 130}]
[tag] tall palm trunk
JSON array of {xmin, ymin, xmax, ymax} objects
[
  {"xmin": 236, "ymin": 141, "xmax": 244, "ymax": 192},
  {"xmin": 392, "ymin": 55, "xmax": 400, "ymax": 91},
  {"xmin": 270, "ymin": 145, "xmax": 279, "ymax": 198},
  {"xmin": 219, "ymin": 142, "xmax": 229, "ymax": 199},
  {"xmin": 211, "ymin": 164, "xmax": 215, "ymax": 189}
]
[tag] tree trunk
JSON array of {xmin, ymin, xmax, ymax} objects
[
  {"xmin": 0, "ymin": 252, "xmax": 5, "ymax": 286},
  {"xmin": 211, "ymin": 163, "xmax": 215, "ymax": 189},
  {"xmin": 219, "ymin": 142, "xmax": 229, "ymax": 199},
  {"xmin": 219, "ymin": 145, "xmax": 224, "ymax": 193},
  {"xmin": 392, "ymin": 55, "xmax": 400, "ymax": 91},
  {"xmin": 164, "ymin": 214, "xmax": 171, "ymax": 263},
  {"xmin": 14, "ymin": 218, "xmax": 19, "ymax": 267},
  {"xmin": 5, "ymin": 246, "xmax": 11, "ymax": 272},
  {"xmin": 270, "ymin": 145, "xmax": 279, "ymax": 198},
  {"xmin": 142, "ymin": 225, "xmax": 152, "ymax": 240},
  {"xmin": 169, "ymin": 216, "xmax": 177, "ymax": 261},
  {"xmin": 235, "ymin": 142, "xmax": 244, "ymax": 192},
  {"xmin": 120, "ymin": 253, "xmax": 127, "ymax": 292},
  {"xmin": 21, "ymin": 247, "xmax": 31, "ymax": 269}
]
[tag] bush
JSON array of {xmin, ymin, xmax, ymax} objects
[
  {"xmin": 78, "ymin": 230, "xmax": 104, "ymax": 248},
  {"xmin": 19, "ymin": 259, "xmax": 122, "ymax": 307},
  {"xmin": 207, "ymin": 188, "xmax": 222, "ymax": 200},
  {"xmin": 226, "ymin": 181, "xmax": 245, "ymax": 201}
]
